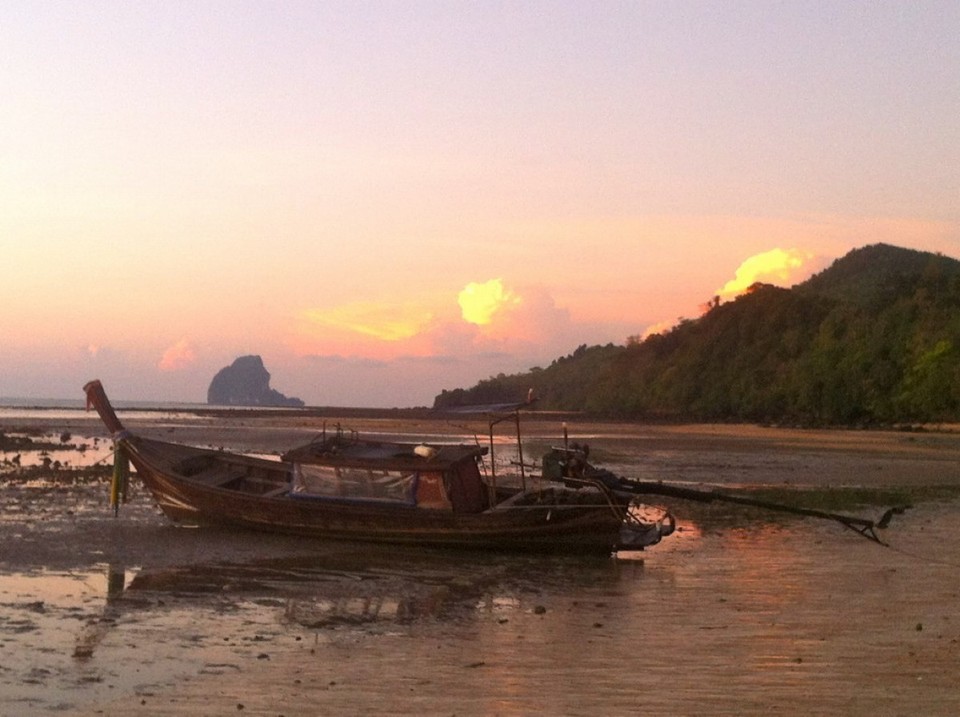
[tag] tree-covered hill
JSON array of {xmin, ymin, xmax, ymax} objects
[{"xmin": 434, "ymin": 244, "xmax": 960, "ymax": 424}]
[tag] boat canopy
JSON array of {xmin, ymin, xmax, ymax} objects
[
  {"xmin": 281, "ymin": 438, "xmax": 487, "ymax": 472},
  {"xmin": 281, "ymin": 437, "xmax": 491, "ymax": 513}
]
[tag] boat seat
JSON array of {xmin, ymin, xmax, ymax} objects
[
  {"xmin": 185, "ymin": 470, "xmax": 247, "ymax": 487},
  {"xmin": 489, "ymin": 490, "xmax": 535, "ymax": 510}
]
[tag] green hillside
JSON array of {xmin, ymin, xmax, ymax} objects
[{"xmin": 434, "ymin": 244, "xmax": 960, "ymax": 425}]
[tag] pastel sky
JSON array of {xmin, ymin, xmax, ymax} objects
[{"xmin": 2, "ymin": 1, "xmax": 958, "ymax": 406}]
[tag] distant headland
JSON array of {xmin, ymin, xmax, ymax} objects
[{"xmin": 207, "ymin": 355, "xmax": 304, "ymax": 407}]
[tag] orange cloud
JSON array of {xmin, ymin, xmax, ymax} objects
[
  {"xmin": 303, "ymin": 302, "xmax": 435, "ymax": 342},
  {"xmin": 158, "ymin": 339, "xmax": 196, "ymax": 371},
  {"xmin": 292, "ymin": 300, "xmax": 443, "ymax": 360},
  {"xmin": 717, "ymin": 248, "xmax": 822, "ymax": 299},
  {"xmin": 293, "ymin": 279, "xmax": 580, "ymax": 363},
  {"xmin": 457, "ymin": 279, "xmax": 588, "ymax": 356}
]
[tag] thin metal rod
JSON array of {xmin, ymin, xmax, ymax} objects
[{"xmin": 514, "ymin": 411, "xmax": 526, "ymax": 491}]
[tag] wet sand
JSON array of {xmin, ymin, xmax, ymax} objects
[{"xmin": 2, "ymin": 413, "xmax": 959, "ymax": 715}]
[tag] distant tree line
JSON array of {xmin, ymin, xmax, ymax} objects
[{"xmin": 434, "ymin": 244, "xmax": 960, "ymax": 425}]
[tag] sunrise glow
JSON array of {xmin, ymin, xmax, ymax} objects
[{"xmin": 0, "ymin": 4, "xmax": 955, "ymax": 405}]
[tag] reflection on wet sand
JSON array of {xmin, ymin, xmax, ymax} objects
[
  {"xmin": 94, "ymin": 545, "xmax": 634, "ymax": 630},
  {"xmin": 45, "ymin": 543, "xmax": 640, "ymax": 696},
  {"xmin": 72, "ymin": 564, "xmax": 126, "ymax": 660},
  {"xmin": 125, "ymin": 552, "xmax": 508, "ymax": 629}
]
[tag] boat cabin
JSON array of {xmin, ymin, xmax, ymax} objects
[{"xmin": 281, "ymin": 438, "xmax": 491, "ymax": 513}]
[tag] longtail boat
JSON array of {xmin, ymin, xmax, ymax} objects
[{"xmin": 83, "ymin": 380, "xmax": 675, "ymax": 554}]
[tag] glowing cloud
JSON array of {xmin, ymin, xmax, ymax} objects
[
  {"xmin": 717, "ymin": 248, "xmax": 819, "ymax": 299},
  {"xmin": 639, "ymin": 248, "xmax": 830, "ymax": 340},
  {"xmin": 640, "ymin": 319, "xmax": 677, "ymax": 341},
  {"xmin": 158, "ymin": 339, "xmax": 196, "ymax": 372},
  {"xmin": 293, "ymin": 280, "xmax": 582, "ymax": 367},
  {"xmin": 294, "ymin": 291, "xmax": 473, "ymax": 361},
  {"xmin": 303, "ymin": 302, "xmax": 435, "ymax": 342},
  {"xmin": 458, "ymin": 279, "xmax": 521, "ymax": 326}
]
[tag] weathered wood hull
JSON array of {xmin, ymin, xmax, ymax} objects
[{"xmin": 121, "ymin": 436, "xmax": 628, "ymax": 554}]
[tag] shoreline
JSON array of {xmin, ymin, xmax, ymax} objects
[{"xmin": 5, "ymin": 412, "xmax": 960, "ymax": 489}]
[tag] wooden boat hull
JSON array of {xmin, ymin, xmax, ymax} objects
[{"xmin": 121, "ymin": 436, "xmax": 628, "ymax": 554}]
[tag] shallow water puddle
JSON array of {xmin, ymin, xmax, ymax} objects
[
  {"xmin": 0, "ymin": 430, "xmax": 113, "ymax": 473},
  {"xmin": 0, "ymin": 568, "xmax": 125, "ymax": 712},
  {"xmin": 0, "ymin": 564, "xmax": 297, "ymax": 715}
]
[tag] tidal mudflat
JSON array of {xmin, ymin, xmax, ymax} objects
[{"xmin": 2, "ymin": 411, "xmax": 958, "ymax": 716}]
